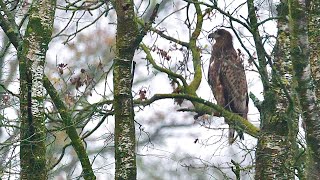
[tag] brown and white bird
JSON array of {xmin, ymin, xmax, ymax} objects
[{"xmin": 208, "ymin": 29, "xmax": 248, "ymax": 144}]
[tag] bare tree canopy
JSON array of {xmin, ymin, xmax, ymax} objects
[{"xmin": 0, "ymin": 0, "xmax": 318, "ymax": 179}]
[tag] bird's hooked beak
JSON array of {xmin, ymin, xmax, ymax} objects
[{"xmin": 208, "ymin": 32, "xmax": 219, "ymax": 41}]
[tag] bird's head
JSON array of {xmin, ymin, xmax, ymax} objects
[{"xmin": 208, "ymin": 29, "xmax": 232, "ymax": 42}]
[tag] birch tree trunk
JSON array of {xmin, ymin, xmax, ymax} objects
[
  {"xmin": 19, "ymin": 1, "xmax": 56, "ymax": 179},
  {"xmin": 114, "ymin": 0, "xmax": 139, "ymax": 179}
]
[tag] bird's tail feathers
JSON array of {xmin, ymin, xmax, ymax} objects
[
  {"xmin": 228, "ymin": 128, "xmax": 244, "ymax": 144},
  {"xmin": 228, "ymin": 128, "xmax": 235, "ymax": 144},
  {"xmin": 238, "ymin": 130, "xmax": 244, "ymax": 140}
]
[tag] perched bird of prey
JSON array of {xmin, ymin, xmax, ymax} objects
[{"xmin": 208, "ymin": 29, "xmax": 248, "ymax": 144}]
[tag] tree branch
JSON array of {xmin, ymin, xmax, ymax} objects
[
  {"xmin": 140, "ymin": 43, "xmax": 188, "ymax": 88},
  {"xmin": 0, "ymin": 0, "xmax": 22, "ymax": 48},
  {"xmin": 43, "ymin": 76, "xmax": 96, "ymax": 179},
  {"xmin": 187, "ymin": 0, "xmax": 203, "ymax": 92},
  {"xmin": 135, "ymin": 93, "xmax": 260, "ymax": 138}
]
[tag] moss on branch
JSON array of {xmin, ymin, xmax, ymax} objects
[
  {"xmin": 140, "ymin": 43, "xmax": 188, "ymax": 87},
  {"xmin": 247, "ymin": 0, "xmax": 270, "ymax": 91},
  {"xmin": 135, "ymin": 93, "xmax": 260, "ymax": 138},
  {"xmin": 187, "ymin": 0, "xmax": 203, "ymax": 92},
  {"xmin": 43, "ymin": 76, "xmax": 96, "ymax": 180}
]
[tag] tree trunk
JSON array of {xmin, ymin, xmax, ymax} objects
[
  {"xmin": 309, "ymin": 0, "xmax": 320, "ymax": 100},
  {"xmin": 290, "ymin": 0, "xmax": 320, "ymax": 178},
  {"xmin": 254, "ymin": 1, "xmax": 297, "ymax": 179},
  {"xmin": 114, "ymin": 0, "xmax": 139, "ymax": 179},
  {"xmin": 307, "ymin": 3, "xmax": 320, "ymax": 176},
  {"xmin": 19, "ymin": 1, "xmax": 56, "ymax": 179}
]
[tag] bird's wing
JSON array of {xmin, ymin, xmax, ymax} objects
[
  {"xmin": 220, "ymin": 51, "xmax": 248, "ymax": 118},
  {"xmin": 208, "ymin": 54, "xmax": 226, "ymax": 107}
]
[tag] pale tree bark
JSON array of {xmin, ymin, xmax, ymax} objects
[
  {"xmin": 16, "ymin": 1, "xmax": 56, "ymax": 179},
  {"xmin": 113, "ymin": 0, "xmax": 139, "ymax": 179},
  {"xmin": 254, "ymin": 1, "xmax": 298, "ymax": 179},
  {"xmin": 295, "ymin": 0, "xmax": 320, "ymax": 178},
  {"xmin": 0, "ymin": 1, "xmax": 97, "ymax": 178}
]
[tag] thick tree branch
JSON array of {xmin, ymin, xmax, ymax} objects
[
  {"xmin": 135, "ymin": 93, "xmax": 259, "ymax": 138},
  {"xmin": 133, "ymin": 4, "xmax": 160, "ymax": 48},
  {"xmin": 187, "ymin": 0, "xmax": 203, "ymax": 92},
  {"xmin": 44, "ymin": 76, "xmax": 96, "ymax": 180},
  {"xmin": 0, "ymin": 1, "xmax": 22, "ymax": 48},
  {"xmin": 140, "ymin": 43, "xmax": 188, "ymax": 87},
  {"xmin": 247, "ymin": 0, "xmax": 270, "ymax": 91}
]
